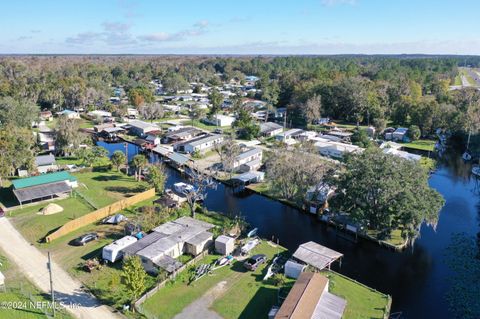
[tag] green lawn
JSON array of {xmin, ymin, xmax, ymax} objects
[
  {"xmin": 402, "ymin": 139, "xmax": 435, "ymax": 152},
  {"xmin": 73, "ymin": 171, "xmax": 149, "ymax": 208},
  {"xmin": 321, "ymin": 271, "xmax": 391, "ymax": 319},
  {"xmin": 0, "ymin": 254, "xmax": 73, "ymax": 319},
  {"xmin": 7, "ymin": 170, "xmax": 149, "ymax": 244},
  {"xmin": 211, "ymin": 242, "xmax": 291, "ymax": 319},
  {"xmin": 141, "ymin": 241, "xmax": 287, "ymax": 319},
  {"xmin": 180, "ymin": 119, "xmax": 233, "ymax": 133},
  {"xmin": 8, "ymin": 197, "xmax": 93, "ymax": 244}
]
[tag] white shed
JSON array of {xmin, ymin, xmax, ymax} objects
[
  {"xmin": 215, "ymin": 235, "xmax": 235, "ymax": 255},
  {"xmin": 284, "ymin": 260, "xmax": 306, "ymax": 279},
  {"xmin": 102, "ymin": 236, "xmax": 138, "ymax": 263}
]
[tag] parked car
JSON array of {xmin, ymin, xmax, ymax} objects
[
  {"xmin": 243, "ymin": 254, "xmax": 267, "ymax": 271},
  {"xmin": 213, "ymin": 128, "xmax": 223, "ymax": 134},
  {"xmin": 72, "ymin": 233, "xmax": 98, "ymax": 246}
]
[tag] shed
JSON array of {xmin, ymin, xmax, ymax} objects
[
  {"xmin": 102, "ymin": 236, "xmax": 138, "ymax": 263},
  {"xmin": 0, "ymin": 271, "xmax": 4, "ymax": 286},
  {"xmin": 284, "ymin": 260, "xmax": 307, "ymax": 279},
  {"xmin": 185, "ymin": 231, "xmax": 213, "ymax": 255},
  {"xmin": 292, "ymin": 241, "xmax": 343, "ymax": 271},
  {"xmin": 215, "ymin": 235, "xmax": 235, "ymax": 255}
]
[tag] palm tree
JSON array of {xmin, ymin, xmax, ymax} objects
[{"xmin": 131, "ymin": 154, "xmax": 147, "ymax": 181}]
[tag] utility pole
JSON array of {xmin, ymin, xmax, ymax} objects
[
  {"xmin": 124, "ymin": 142, "xmax": 129, "ymax": 175},
  {"xmin": 47, "ymin": 252, "xmax": 55, "ymax": 318}
]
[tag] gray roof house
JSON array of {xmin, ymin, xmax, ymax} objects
[
  {"xmin": 260, "ymin": 122, "xmax": 283, "ymax": 137},
  {"xmin": 131, "ymin": 217, "xmax": 214, "ymax": 274}
]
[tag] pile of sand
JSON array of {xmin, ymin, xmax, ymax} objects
[{"xmin": 38, "ymin": 203, "xmax": 64, "ymax": 216}]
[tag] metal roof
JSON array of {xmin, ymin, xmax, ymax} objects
[
  {"xmin": 260, "ymin": 122, "xmax": 283, "ymax": 132},
  {"xmin": 153, "ymin": 255, "xmax": 183, "ymax": 273},
  {"xmin": 35, "ymin": 154, "xmax": 56, "ymax": 167},
  {"xmin": 122, "ymin": 232, "xmax": 168, "ymax": 256},
  {"xmin": 167, "ymin": 152, "xmax": 190, "ymax": 165},
  {"xmin": 236, "ymin": 148, "xmax": 262, "ymax": 161},
  {"xmin": 129, "ymin": 120, "xmax": 158, "ymax": 130},
  {"xmin": 12, "ymin": 171, "xmax": 76, "ymax": 190},
  {"xmin": 232, "ymin": 171, "xmax": 264, "ymax": 183},
  {"xmin": 186, "ymin": 231, "xmax": 213, "ymax": 246},
  {"xmin": 186, "ymin": 134, "xmax": 223, "ymax": 147},
  {"xmin": 312, "ymin": 291, "xmax": 347, "ymax": 319},
  {"xmin": 13, "ymin": 181, "xmax": 71, "ymax": 203},
  {"xmin": 292, "ymin": 242, "xmax": 343, "ymax": 271}
]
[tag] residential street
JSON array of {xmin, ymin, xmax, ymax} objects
[{"xmin": 0, "ymin": 217, "xmax": 122, "ymax": 319}]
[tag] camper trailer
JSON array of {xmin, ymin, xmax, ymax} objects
[{"xmin": 102, "ymin": 236, "xmax": 138, "ymax": 263}]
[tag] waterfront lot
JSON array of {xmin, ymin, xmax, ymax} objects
[{"xmin": 141, "ymin": 239, "xmax": 390, "ymax": 319}]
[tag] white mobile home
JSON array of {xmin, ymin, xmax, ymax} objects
[
  {"xmin": 228, "ymin": 148, "xmax": 263, "ymax": 172},
  {"xmin": 183, "ymin": 134, "xmax": 224, "ymax": 154},
  {"xmin": 314, "ymin": 141, "xmax": 363, "ymax": 159},
  {"xmin": 205, "ymin": 114, "xmax": 236, "ymax": 127},
  {"xmin": 260, "ymin": 122, "xmax": 283, "ymax": 137},
  {"xmin": 102, "ymin": 236, "xmax": 138, "ymax": 262},
  {"xmin": 128, "ymin": 120, "xmax": 159, "ymax": 137}
]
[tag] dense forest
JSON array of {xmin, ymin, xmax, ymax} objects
[{"xmin": 0, "ymin": 55, "xmax": 479, "ymax": 139}]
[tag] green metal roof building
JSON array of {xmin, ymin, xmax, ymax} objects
[
  {"xmin": 12, "ymin": 171, "xmax": 77, "ymax": 190},
  {"xmin": 12, "ymin": 171, "xmax": 77, "ymax": 206}
]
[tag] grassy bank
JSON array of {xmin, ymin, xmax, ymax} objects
[
  {"xmin": 403, "ymin": 139, "xmax": 436, "ymax": 152},
  {"xmin": 321, "ymin": 270, "xmax": 391, "ymax": 319}
]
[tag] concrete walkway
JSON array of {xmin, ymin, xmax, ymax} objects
[{"xmin": 0, "ymin": 218, "xmax": 122, "ymax": 319}]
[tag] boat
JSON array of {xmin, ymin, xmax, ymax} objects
[
  {"xmin": 472, "ymin": 166, "xmax": 480, "ymax": 177},
  {"xmin": 173, "ymin": 182, "xmax": 194, "ymax": 194},
  {"xmin": 241, "ymin": 238, "xmax": 259, "ymax": 255},
  {"xmin": 263, "ymin": 255, "xmax": 286, "ymax": 281},
  {"xmin": 462, "ymin": 151, "xmax": 472, "ymax": 161},
  {"xmin": 212, "ymin": 255, "xmax": 234, "ymax": 270},
  {"xmin": 247, "ymin": 228, "xmax": 258, "ymax": 238}
]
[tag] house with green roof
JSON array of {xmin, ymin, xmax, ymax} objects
[{"xmin": 12, "ymin": 171, "xmax": 78, "ymax": 207}]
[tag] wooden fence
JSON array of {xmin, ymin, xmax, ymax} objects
[{"xmin": 45, "ymin": 188, "xmax": 156, "ymax": 242}]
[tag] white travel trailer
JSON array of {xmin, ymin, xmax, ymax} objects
[{"xmin": 102, "ymin": 236, "xmax": 138, "ymax": 263}]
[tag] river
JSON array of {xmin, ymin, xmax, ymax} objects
[{"xmin": 98, "ymin": 141, "xmax": 480, "ymax": 318}]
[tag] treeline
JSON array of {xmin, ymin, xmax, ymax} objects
[{"xmin": 0, "ymin": 55, "xmax": 480, "ymax": 137}]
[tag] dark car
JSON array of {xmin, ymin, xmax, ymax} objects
[
  {"xmin": 72, "ymin": 233, "xmax": 98, "ymax": 246},
  {"xmin": 243, "ymin": 254, "xmax": 267, "ymax": 271}
]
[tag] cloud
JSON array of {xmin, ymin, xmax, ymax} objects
[
  {"xmin": 102, "ymin": 22, "xmax": 131, "ymax": 33},
  {"xmin": 16, "ymin": 36, "xmax": 33, "ymax": 41},
  {"xmin": 321, "ymin": 0, "xmax": 357, "ymax": 6},
  {"xmin": 66, "ymin": 32, "xmax": 103, "ymax": 44},
  {"xmin": 117, "ymin": 0, "xmax": 142, "ymax": 19},
  {"xmin": 138, "ymin": 20, "xmax": 209, "ymax": 43},
  {"xmin": 30, "ymin": 29, "xmax": 41, "ymax": 34},
  {"xmin": 65, "ymin": 21, "xmax": 136, "ymax": 46}
]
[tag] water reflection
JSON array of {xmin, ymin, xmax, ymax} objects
[{"xmin": 98, "ymin": 141, "xmax": 480, "ymax": 318}]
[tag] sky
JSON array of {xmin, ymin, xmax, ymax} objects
[{"xmin": 1, "ymin": 0, "xmax": 479, "ymax": 55}]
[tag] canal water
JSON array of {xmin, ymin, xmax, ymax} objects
[{"xmin": 98, "ymin": 142, "xmax": 480, "ymax": 318}]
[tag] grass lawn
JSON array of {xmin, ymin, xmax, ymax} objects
[
  {"xmin": 402, "ymin": 139, "xmax": 435, "ymax": 152},
  {"xmin": 321, "ymin": 271, "xmax": 391, "ymax": 319},
  {"xmin": 366, "ymin": 229, "xmax": 406, "ymax": 247},
  {"xmin": 73, "ymin": 170, "xmax": 149, "ymax": 209},
  {"xmin": 0, "ymin": 254, "xmax": 73, "ymax": 319},
  {"xmin": 7, "ymin": 170, "xmax": 149, "ymax": 244},
  {"xmin": 180, "ymin": 119, "xmax": 233, "ymax": 133},
  {"xmin": 141, "ymin": 241, "xmax": 287, "ymax": 319},
  {"xmin": 211, "ymin": 242, "xmax": 291, "ymax": 319},
  {"xmin": 8, "ymin": 197, "xmax": 93, "ymax": 244}
]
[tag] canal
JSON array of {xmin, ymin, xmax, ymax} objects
[{"xmin": 98, "ymin": 141, "xmax": 480, "ymax": 318}]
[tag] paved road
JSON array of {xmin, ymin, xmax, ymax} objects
[{"xmin": 0, "ymin": 218, "xmax": 122, "ymax": 319}]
